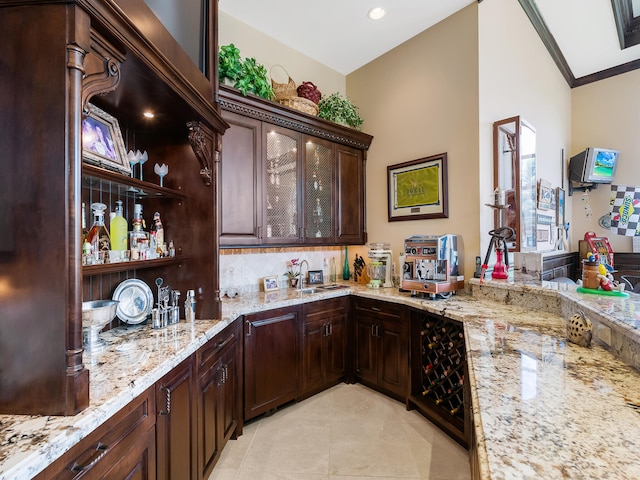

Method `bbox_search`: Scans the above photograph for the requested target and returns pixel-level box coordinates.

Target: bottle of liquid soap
[109,200,128,252]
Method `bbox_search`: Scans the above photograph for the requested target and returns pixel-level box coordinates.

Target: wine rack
[420,315,466,421]
[408,311,468,448]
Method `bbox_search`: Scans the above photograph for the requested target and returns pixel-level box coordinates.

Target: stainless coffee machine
[401,234,464,298]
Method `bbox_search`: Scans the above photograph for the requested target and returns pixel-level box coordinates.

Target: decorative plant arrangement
[317,92,364,130]
[284,258,301,287]
[218,44,274,100]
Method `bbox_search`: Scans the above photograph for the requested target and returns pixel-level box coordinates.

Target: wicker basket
[277,96,319,116]
[270,65,297,101]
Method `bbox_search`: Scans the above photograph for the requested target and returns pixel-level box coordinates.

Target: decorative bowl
[82,300,119,351]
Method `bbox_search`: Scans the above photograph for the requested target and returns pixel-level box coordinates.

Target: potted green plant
[218,44,243,85]
[235,57,274,100]
[317,92,364,130]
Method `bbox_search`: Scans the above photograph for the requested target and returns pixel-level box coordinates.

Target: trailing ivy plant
[218,44,274,100]
[317,92,363,130]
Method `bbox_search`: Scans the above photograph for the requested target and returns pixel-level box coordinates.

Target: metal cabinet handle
[158,386,171,415]
[245,319,252,336]
[71,443,108,472]
[371,306,381,312]
[371,324,376,337]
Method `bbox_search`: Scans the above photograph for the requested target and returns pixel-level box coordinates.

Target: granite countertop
[1,281,640,479]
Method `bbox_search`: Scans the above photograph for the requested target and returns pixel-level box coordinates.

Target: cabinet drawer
[303,296,348,321]
[197,320,239,376]
[36,387,155,479]
[352,297,404,320]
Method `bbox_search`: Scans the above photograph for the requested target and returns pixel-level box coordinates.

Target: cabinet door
[354,314,377,385]
[156,356,197,480]
[378,317,408,398]
[263,126,302,244]
[197,320,240,479]
[335,144,365,244]
[303,316,327,394]
[303,136,335,243]
[244,306,302,420]
[220,111,263,245]
[326,313,346,384]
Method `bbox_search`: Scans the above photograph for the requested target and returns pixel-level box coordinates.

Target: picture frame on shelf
[308,270,324,285]
[263,275,279,292]
[387,153,448,221]
[81,103,130,175]
[537,178,552,210]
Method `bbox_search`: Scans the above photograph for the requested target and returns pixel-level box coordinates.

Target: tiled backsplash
[219,246,370,297]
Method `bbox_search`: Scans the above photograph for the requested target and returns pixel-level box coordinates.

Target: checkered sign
[610,184,640,236]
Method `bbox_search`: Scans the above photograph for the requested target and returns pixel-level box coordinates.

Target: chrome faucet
[298,260,309,291]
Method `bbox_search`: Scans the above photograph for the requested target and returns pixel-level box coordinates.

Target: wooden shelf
[83,255,187,276]
[82,163,186,200]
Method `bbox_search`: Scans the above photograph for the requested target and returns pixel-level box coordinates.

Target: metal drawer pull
[71,443,108,472]
[245,319,252,336]
[371,306,381,312]
[214,333,235,351]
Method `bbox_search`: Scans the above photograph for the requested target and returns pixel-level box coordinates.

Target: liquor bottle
[81,202,89,243]
[87,203,110,263]
[329,257,337,283]
[129,203,149,260]
[150,211,165,257]
[109,200,128,251]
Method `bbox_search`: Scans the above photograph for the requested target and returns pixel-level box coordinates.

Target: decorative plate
[112,279,154,324]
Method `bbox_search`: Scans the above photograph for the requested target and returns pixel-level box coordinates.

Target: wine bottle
[342,245,350,280]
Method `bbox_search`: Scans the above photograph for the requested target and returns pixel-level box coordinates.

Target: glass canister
[582,260,600,289]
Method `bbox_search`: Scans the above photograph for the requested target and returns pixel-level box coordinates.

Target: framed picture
[308,270,324,285]
[387,153,448,221]
[82,103,130,175]
[263,275,279,292]
[556,187,565,226]
[537,179,552,210]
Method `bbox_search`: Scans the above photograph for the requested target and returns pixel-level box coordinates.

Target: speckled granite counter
[2,281,640,479]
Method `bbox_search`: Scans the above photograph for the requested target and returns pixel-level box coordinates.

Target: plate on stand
[112,279,154,324]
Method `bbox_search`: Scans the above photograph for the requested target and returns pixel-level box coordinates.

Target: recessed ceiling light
[143,111,155,119]
[368,7,385,20]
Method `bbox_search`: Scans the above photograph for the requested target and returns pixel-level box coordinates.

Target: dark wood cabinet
[243,306,303,420]
[0,0,226,415]
[352,297,408,400]
[156,356,198,480]
[35,387,156,480]
[197,319,241,479]
[302,297,348,396]
[219,85,372,247]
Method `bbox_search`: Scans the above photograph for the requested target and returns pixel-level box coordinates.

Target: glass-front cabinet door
[264,126,301,243]
[304,137,334,243]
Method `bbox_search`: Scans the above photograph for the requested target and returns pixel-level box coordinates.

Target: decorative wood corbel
[80,32,125,113]
[187,121,214,186]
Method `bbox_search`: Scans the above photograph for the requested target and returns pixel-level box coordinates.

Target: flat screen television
[569,147,620,185]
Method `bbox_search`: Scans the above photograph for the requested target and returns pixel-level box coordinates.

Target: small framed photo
[308,270,324,285]
[82,103,130,175]
[263,275,279,292]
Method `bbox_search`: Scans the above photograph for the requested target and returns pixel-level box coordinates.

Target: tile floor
[209,383,471,480]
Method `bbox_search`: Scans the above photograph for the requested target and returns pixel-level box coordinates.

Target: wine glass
[127,150,141,178]
[138,151,148,181]
[154,163,169,187]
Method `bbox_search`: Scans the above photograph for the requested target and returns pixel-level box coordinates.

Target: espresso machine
[367,242,393,288]
[401,234,464,298]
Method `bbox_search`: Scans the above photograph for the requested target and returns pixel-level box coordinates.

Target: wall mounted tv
[568,147,620,194]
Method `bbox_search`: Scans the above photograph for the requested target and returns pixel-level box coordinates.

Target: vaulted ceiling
[219,0,640,87]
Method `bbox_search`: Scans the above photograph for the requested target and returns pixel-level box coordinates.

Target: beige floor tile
[209,383,471,480]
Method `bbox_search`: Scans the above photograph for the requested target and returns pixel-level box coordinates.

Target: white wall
[571,68,640,253]
[219,12,346,98]
[478,0,572,259]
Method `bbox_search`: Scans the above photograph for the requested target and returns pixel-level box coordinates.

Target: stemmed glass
[154,163,169,187]
[138,151,148,181]
[127,150,141,178]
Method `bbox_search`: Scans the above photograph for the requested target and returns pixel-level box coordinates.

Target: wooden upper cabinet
[218,85,373,247]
